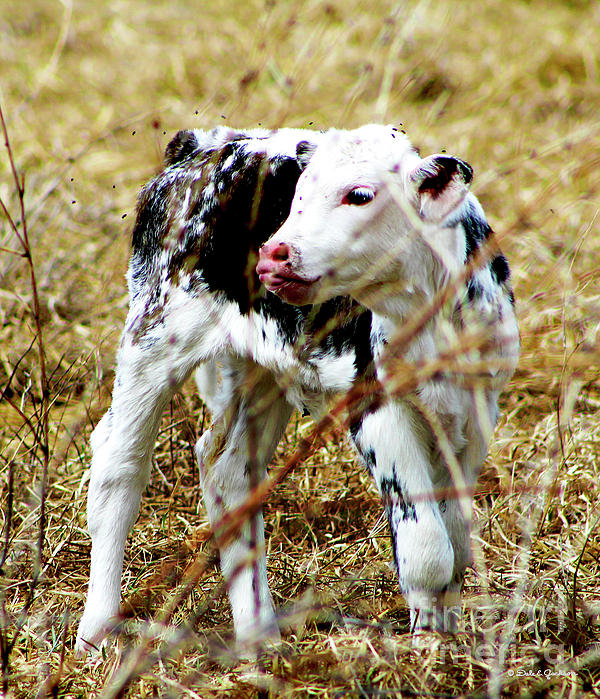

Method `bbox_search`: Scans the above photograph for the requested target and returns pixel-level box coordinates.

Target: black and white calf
[75,124,519,655]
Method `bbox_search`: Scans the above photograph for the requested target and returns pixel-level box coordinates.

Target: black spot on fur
[362,449,377,473]
[389,521,400,576]
[380,476,417,522]
[467,278,484,302]
[353,310,375,375]
[260,297,378,385]
[461,202,493,259]
[454,203,514,307]
[490,254,510,285]
[349,419,362,443]
[258,296,308,345]
[306,298,373,367]
[418,158,456,197]
[457,159,473,184]
[129,179,170,295]
[130,139,305,311]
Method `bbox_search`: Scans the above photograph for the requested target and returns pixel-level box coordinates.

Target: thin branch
[0,102,51,686]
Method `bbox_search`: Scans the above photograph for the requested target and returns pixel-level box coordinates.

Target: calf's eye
[342,187,375,206]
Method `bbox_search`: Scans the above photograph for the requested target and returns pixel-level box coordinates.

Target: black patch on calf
[490,254,510,285]
[361,448,377,474]
[260,295,377,373]
[130,140,304,312]
[349,419,362,444]
[380,476,417,522]
[306,298,373,365]
[418,157,457,197]
[381,474,417,584]
[455,202,515,307]
[209,152,301,312]
[456,159,473,185]
[461,202,493,259]
[467,278,483,303]
[130,179,171,295]
[389,522,400,578]
[256,295,307,345]
[170,147,303,313]
[353,309,375,375]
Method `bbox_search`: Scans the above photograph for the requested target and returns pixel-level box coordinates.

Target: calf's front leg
[351,400,458,633]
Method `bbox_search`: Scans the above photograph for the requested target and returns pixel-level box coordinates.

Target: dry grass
[1,0,600,696]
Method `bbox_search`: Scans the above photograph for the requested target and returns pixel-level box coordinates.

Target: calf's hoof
[75,611,118,656]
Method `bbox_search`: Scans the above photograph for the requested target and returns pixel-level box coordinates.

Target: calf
[75,124,519,655]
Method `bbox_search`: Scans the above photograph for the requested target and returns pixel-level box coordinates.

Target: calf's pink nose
[260,241,290,262]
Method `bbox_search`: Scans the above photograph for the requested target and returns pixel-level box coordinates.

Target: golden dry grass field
[1,0,600,696]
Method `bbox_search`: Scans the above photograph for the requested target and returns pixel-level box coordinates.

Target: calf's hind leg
[76,332,198,654]
[195,360,293,651]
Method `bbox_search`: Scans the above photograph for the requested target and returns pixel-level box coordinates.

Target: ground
[1,0,599,696]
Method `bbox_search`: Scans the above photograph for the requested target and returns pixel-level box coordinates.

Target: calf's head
[257,124,473,308]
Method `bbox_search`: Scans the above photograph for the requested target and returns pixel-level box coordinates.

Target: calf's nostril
[259,241,291,263]
[272,242,290,261]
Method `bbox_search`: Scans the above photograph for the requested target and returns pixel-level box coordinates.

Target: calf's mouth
[256,255,320,306]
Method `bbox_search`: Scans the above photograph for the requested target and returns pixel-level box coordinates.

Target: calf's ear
[164,130,199,166]
[409,155,473,222]
[296,140,318,170]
